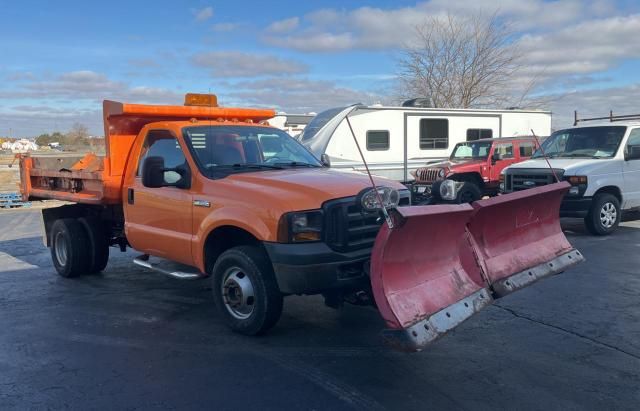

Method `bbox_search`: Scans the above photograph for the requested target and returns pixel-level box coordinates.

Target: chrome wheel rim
[54,232,68,266]
[599,202,617,228]
[221,267,255,320]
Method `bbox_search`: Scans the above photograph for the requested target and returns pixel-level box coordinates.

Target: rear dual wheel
[50,217,109,278]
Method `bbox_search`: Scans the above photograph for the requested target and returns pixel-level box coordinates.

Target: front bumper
[263,241,371,295]
[560,196,592,218]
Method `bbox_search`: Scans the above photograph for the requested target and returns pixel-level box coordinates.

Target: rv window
[366,130,390,151]
[466,129,493,141]
[519,141,536,157]
[420,119,449,149]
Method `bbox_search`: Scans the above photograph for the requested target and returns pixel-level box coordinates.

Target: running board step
[133,255,203,280]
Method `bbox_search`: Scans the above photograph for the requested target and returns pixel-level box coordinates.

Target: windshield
[183,126,321,177]
[533,126,626,159]
[450,141,493,160]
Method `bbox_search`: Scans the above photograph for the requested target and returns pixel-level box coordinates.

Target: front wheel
[455,182,482,204]
[585,193,621,235]
[211,246,283,335]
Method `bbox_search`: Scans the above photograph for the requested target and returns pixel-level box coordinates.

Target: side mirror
[320,153,331,167]
[142,156,166,188]
[142,156,191,189]
[491,152,501,163]
[625,145,640,161]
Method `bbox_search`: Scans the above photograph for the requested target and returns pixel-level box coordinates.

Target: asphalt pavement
[0,210,639,410]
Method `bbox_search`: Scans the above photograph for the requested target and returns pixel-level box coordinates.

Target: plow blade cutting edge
[370,182,584,352]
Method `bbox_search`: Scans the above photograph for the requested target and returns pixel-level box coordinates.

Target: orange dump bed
[19,98,275,204]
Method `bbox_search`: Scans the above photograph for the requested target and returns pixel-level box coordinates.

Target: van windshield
[533,126,626,159]
[450,141,493,160]
[183,126,321,177]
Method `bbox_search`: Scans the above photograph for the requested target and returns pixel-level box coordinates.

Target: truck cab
[501,119,640,235]
[411,137,538,203]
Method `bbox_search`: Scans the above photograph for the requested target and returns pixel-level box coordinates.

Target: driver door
[490,142,517,180]
[125,130,194,265]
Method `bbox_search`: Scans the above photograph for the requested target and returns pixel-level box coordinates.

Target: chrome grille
[505,169,562,192]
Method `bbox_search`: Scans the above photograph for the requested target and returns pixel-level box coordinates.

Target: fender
[192,206,275,272]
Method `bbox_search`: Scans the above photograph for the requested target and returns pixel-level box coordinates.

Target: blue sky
[2,0,640,136]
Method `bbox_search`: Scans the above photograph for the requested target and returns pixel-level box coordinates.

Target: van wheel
[456,182,482,203]
[211,246,283,335]
[50,218,91,278]
[585,193,621,235]
[79,217,110,273]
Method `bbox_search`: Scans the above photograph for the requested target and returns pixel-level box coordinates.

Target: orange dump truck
[19,94,583,351]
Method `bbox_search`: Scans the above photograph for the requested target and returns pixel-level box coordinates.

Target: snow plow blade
[370,205,493,352]
[370,182,584,352]
[466,182,584,298]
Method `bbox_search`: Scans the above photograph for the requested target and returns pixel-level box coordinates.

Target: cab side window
[519,141,536,157]
[626,129,640,160]
[494,143,514,159]
[138,130,187,184]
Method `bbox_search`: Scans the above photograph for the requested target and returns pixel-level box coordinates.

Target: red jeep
[411,137,539,203]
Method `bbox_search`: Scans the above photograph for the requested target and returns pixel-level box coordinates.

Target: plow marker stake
[370,181,584,351]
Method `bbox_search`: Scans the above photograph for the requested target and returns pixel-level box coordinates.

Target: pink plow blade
[466,182,584,297]
[370,182,584,352]
[370,204,493,352]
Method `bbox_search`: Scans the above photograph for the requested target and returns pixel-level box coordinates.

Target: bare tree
[67,123,90,145]
[397,12,540,109]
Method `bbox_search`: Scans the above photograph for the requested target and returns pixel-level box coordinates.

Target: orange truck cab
[20,94,409,335]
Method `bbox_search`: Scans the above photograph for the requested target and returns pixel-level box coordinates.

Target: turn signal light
[184,93,218,107]
[567,176,588,185]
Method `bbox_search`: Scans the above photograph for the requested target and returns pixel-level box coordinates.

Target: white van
[501,116,640,235]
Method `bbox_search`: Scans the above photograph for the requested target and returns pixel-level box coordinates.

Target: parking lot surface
[1,209,639,410]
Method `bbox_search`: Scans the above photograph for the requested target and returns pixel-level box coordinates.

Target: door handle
[127,188,134,205]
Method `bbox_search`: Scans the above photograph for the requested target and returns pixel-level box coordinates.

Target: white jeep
[501,119,640,235]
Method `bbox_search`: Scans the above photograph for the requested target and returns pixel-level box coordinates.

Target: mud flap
[370,205,493,352]
[370,182,584,352]
[466,182,585,297]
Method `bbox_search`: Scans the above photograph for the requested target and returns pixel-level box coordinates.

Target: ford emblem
[523,180,535,187]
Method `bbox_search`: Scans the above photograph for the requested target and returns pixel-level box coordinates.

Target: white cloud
[262,0,620,52]
[194,6,214,22]
[223,77,385,112]
[549,84,640,129]
[266,17,300,33]
[191,51,308,77]
[211,22,239,32]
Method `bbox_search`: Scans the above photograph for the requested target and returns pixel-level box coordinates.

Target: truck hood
[223,168,406,210]
[506,158,617,175]
[424,158,485,169]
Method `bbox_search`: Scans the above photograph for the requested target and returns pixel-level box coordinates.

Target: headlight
[277,210,323,243]
[359,187,400,212]
[438,168,446,178]
[439,179,458,200]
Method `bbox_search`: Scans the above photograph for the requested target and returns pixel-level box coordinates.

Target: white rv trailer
[300,104,552,181]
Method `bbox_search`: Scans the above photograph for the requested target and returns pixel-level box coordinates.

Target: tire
[50,218,91,278]
[211,246,283,335]
[585,193,621,236]
[455,182,482,204]
[79,217,110,273]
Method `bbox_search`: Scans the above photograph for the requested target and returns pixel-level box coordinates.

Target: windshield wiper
[208,164,284,170]
[272,161,320,168]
